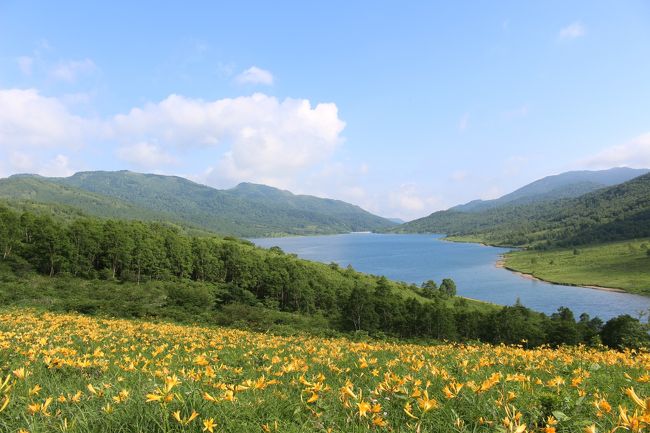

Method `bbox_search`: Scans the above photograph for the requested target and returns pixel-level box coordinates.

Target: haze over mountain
[0,171,396,237]
[394,168,650,247]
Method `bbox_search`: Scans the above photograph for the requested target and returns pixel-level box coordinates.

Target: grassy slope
[504,238,650,295]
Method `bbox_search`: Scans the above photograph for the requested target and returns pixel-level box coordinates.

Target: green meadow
[504,239,650,296]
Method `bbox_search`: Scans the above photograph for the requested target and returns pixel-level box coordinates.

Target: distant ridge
[0,170,396,237]
[451,167,649,212]
[394,168,650,247]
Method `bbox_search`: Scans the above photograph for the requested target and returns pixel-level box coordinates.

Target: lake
[252,233,650,320]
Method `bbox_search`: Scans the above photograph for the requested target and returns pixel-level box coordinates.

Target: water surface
[252,233,650,320]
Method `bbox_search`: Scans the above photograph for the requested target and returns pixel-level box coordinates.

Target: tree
[29,216,70,277]
[545,307,580,346]
[420,280,438,298]
[163,228,192,279]
[577,313,603,345]
[440,278,457,298]
[101,220,134,279]
[600,315,650,349]
[67,219,102,277]
[373,276,398,333]
[342,283,377,332]
[0,206,20,260]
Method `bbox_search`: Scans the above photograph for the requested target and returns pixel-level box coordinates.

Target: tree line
[0,205,648,349]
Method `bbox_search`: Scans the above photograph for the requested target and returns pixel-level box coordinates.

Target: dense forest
[394,173,650,248]
[0,204,647,349]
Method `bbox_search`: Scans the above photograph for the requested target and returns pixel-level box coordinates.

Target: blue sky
[1,1,650,219]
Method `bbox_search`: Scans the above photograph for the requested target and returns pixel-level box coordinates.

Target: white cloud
[558,21,586,40]
[51,58,96,82]
[112,93,345,186]
[17,56,34,75]
[235,66,274,85]
[41,154,75,177]
[388,184,442,219]
[0,151,75,178]
[581,133,650,169]
[0,88,88,148]
[116,142,177,168]
[0,88,91,178]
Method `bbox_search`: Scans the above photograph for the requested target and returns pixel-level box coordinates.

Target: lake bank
[495,258,627,293]
[502,239,650,297]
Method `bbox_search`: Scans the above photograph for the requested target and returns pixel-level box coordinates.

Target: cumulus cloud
[112,93,345,185]
[0,87,89,176]
[558,21,586,39]
[581,133,650,169]
[41,154,75,177]
[0,87,352,209]
[116,142,177,168]
[51,58,96,82]
[0,88,88,148]
[388,184,442,219]
[235,66,274,85]
[0,151,75,178]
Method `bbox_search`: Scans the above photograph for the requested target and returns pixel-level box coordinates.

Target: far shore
[495,258,627,293]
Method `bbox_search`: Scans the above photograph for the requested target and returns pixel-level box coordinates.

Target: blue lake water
[251,233,650,321]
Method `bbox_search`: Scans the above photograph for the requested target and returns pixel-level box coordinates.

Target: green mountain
[0,171,395,237]
[0,174,179,220]
[451,167,649,212]
[396,171,650,248]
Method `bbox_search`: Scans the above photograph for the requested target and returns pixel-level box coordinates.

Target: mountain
[0,174,180,221]
[388,217,406,224]
[451,167,649,212]
[396,170,650,247]
[0,171,396,237]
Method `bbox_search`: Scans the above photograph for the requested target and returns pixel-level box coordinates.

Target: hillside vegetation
[3,204,645,348]
[0,309,648,432]
[0,171,395,237]
[396,172,650,249]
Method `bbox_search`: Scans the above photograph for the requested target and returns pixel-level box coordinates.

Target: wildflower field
[0,309,648,433]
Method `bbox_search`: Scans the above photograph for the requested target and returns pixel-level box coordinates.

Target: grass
[504,238,650,296]
[0,308,649,433]
[442,235,488,245]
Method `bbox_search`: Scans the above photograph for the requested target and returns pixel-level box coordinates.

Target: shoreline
[495,258,627,293]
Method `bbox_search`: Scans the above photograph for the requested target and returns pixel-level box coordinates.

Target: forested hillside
[0,171,396,237]
[396,172,650,248]
[2,204,641,348]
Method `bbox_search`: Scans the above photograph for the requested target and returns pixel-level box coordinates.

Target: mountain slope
[0,171,395,237]
[397,172,650,247]
[451,167,649,212]
[0,175,182,222]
